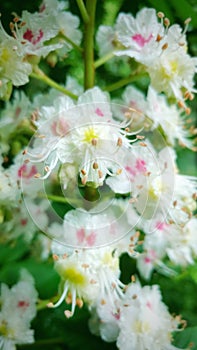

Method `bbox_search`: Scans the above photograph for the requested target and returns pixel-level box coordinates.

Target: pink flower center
[18,164,37,179]
[23,29,44,45]
[95,108,104,117]
[132,33,153,47]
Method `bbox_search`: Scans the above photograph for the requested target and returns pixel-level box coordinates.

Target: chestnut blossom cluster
[0,0,81,99]
[97,7,197,109]
[0,1,196,350]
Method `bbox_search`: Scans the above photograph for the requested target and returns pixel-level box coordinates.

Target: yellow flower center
[56,263,87,287]
[134,320,150,333]
[160,60,178,80]
[83,127,98,143]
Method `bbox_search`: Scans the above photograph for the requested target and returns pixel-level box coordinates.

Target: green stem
[104,72,148,92]
[39,193,80,207]
[76,0,89,23]
[17,338,65,348]
[94,51,115,69]
[59,32,83,53]
[30,67,78,100]
[84,0,97,90]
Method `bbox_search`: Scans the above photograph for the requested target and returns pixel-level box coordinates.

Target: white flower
[11,4,65,58]
[166,218,197,266]
[115,8,163,62]
[27,87,134,188]
[0,270,37,350]
[147,49,197,102]
[117,282,183,350]
[49,244,124,317]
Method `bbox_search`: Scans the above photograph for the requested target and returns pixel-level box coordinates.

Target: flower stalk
[30,67,78,100]
[84,0,97,90]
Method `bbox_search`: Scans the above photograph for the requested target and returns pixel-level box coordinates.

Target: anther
[164,17,170,27]
[116,168,122,175]
[47,302,54,308]
[157,12,165,19]
[91,138,97,146]
[98,170,103,178]
[76,298,83,308]
[184,17,191,25]
[22,149,27,155]
[45,166,50,172]
[185,107,191,115]
[131,275,136,282]
[139,142,147,147]
[156,34,163,42]
[129,197,137,203]
[34,173,41,178]
[81,169,86,176]
[64,310,72,318]
[52,254,59,261]
[81,176,87,185]
[117,137,122,146]
[93,161,98,170]
[136,135,145,140]
[162,43,168,50]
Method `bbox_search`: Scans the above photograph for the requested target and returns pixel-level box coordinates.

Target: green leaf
[0,258,59,298]
[173,326,197,349]
[0,237,29,265]
[170,0,197,27]
[146,0,174,22]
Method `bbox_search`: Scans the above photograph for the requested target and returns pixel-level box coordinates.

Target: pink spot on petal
[23,29,44,45]
[95,108,104,117]
[76,228,85,244]
[23,29,34,42]
[125,165,136,177]
[20,218,28,226]
[155,221,168,231]
[144,256,152,264]
[17,300,29,308]
[113,310,120,320]
[135,159,147,173]
[18,164,37,179]
[132,33,153,47]
[146,301,152,309]
[86,232,96,246]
